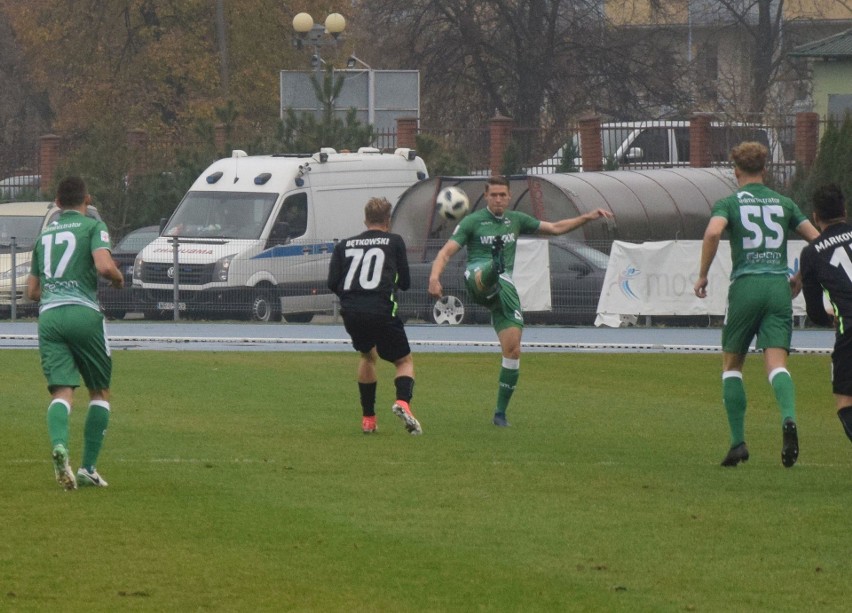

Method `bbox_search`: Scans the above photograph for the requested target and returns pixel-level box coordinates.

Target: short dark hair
[730,142,768,174]
[56,176,87,208]
[812,183,846,221]
[485,175,510,190]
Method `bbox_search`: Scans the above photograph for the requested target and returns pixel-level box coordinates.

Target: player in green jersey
[694,142,819,468]
[429,175,613,426]
[27,176,124,490]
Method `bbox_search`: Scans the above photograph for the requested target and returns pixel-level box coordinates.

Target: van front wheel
[249,286,281,322]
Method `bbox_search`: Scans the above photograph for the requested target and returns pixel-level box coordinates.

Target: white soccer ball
[436,186,470,221]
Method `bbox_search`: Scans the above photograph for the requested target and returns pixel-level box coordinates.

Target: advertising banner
[595,240,807,327]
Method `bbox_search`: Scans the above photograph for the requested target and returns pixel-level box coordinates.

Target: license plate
[157,301,186,311]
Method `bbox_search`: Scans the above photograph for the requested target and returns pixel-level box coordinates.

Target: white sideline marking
[0,333,833,355]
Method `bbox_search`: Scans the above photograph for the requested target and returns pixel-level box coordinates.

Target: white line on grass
[0,333,833,354]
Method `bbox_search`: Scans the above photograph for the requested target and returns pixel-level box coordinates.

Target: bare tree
[355,0,695,162]
[685,0,852,119]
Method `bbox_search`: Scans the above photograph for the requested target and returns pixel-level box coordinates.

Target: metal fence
[2,235,617,326]
[0,115,833,203]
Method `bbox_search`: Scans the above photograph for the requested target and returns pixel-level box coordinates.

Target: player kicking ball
[429,175,613,427]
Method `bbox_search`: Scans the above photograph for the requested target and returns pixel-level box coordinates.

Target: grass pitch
[1,350,849,612]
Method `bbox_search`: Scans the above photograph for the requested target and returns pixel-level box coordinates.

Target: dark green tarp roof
[789,28,852,58]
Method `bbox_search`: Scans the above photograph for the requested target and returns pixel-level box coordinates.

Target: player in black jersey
[328,197,422,435]
[800,184,852,445]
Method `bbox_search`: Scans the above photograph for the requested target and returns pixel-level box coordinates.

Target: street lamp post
[292,12,346,77]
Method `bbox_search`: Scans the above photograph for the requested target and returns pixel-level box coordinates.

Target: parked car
[397,237,609,325]
[99,225,160,319]
[527,121,789,182]
[0,200,101,316]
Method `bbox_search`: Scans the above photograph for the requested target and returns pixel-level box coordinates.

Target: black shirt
[801,222,852,329]
[327,229,410,316]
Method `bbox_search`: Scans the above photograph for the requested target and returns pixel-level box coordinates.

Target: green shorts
[722,274,792,354]
[38,305,112,391]
[464,262,524,333]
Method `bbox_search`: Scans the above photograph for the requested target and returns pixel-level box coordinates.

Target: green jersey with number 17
[711,183,807,281]
[449,208,541,274]
[30,210,112,313]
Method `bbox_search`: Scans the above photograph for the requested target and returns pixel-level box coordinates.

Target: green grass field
[1,349,849,612]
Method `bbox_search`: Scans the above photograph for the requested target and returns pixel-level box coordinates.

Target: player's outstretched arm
[429,241,461,298]
[537,208,613,236]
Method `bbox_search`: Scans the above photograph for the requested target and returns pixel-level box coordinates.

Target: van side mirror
[159,217,168,233]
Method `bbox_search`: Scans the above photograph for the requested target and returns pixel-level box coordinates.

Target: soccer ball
[436,186,470,221]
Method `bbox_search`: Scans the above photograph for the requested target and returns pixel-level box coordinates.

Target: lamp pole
[292,12,346,78]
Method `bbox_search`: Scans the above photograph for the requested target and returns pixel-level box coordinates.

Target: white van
[527,121,786,175]
[133,147,428,322]
[0,200,101,314]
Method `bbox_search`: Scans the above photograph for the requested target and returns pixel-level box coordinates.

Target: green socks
[769,368,796,425]
[46,399,71,449]
[82,401,110,471]
[723,368,797,448]
[496,360,520,415]
[722,372,746,447]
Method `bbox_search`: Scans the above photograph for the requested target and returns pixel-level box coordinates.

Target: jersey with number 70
[327,229,410,317]
[30,209,112,313]
[711,183,808,281]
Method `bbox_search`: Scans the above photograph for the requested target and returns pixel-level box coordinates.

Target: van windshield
[164,192,278,239]
[0,215,44,250]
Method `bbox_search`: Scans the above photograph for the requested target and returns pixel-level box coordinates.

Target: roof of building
[789,28,852,58]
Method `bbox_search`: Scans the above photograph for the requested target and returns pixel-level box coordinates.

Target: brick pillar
[577,115,602,172]
[489,113,514,175]
[795,112,819,171]
[38,134,61,195]
[396,117,419,149]
[689,113,713,168]
[126,128,148,184]
[214,124,228,154]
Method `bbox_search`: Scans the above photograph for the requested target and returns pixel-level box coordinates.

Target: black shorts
[342,312,411,363]
[831,330,852,396]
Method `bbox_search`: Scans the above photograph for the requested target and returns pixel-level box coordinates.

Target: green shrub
[792,113,852,215]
